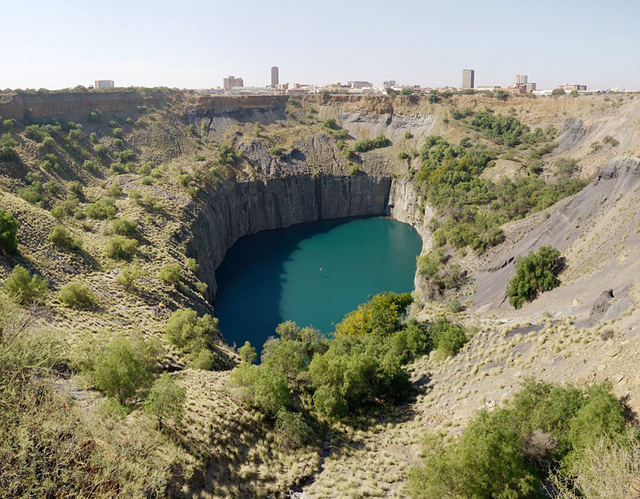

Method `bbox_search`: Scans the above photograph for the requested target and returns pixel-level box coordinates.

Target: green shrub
[164,308,217,355]
[407,414,538,499]
[85,198,116,220]
[49,226,82,251]
[430,318,467,357]
[50,205,65,220]
[322,118,338,129]
[92,335,156,405]
[2,265,48,305]
[353,134,390,152]
[108,218,138,237]
[275,410,311,450]
[230,362,291,416]
[112,127,123,139]
[59,282,96,309]
[185,257,199,273]
[0,209,19,254]
[0,133,19,162]
[115,263,142,291]
[506,246,561,309]
[18,181,44,205]
[108,182,123,198]
[157,263,181,286]
[144,372,186,430]
[104,235,138,260]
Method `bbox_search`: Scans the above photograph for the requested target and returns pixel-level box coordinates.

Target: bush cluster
[506,246,561,309]
[164,308,218,369]
[0,209,19,254]
[407,379,630,498]
[353,134,390,152]
[2,265,48,305]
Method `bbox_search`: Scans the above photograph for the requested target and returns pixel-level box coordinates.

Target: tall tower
[516,75,528,88]
[462,69,475,89]
[271,66,279,87]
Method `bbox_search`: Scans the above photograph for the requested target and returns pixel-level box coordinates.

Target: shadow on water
[214,217,358,352]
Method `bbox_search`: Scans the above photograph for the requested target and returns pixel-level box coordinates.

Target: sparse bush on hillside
[108,182,123,198]
[108,217,138,237]
[353,134,390,152]
[19,181,44,205]
[50,205,65,220]
[104,235,138,260]
[112,127,124,139]
[0,133,19,162]
[157,263,181,286]
[275,409,311,450]
[506,246,561,309]
[49,226,82,251]
[144,372,186,430]
[430,318,467,357]
[0,209,19,254]
[85,198,116,220]
[115,263,142,292]
[59,282,96,310]
[2,265,48,305]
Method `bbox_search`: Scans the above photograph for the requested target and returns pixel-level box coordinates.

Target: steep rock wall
[188,173,397,302]
[0,91,168,120]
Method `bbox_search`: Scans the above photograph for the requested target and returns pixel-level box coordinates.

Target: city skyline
[1,0,639,91]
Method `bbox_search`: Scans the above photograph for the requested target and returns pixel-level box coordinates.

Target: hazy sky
[2,0,638,91]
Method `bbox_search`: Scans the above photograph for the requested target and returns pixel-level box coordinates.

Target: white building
[94,80,114,89]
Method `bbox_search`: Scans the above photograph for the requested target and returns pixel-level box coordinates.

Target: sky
[1,0,639,91]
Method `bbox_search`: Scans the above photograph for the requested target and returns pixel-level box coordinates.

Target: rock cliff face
[188,173,406,302]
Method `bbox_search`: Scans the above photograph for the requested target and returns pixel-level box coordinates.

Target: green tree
[506,246,561,309]
[238,340,257,364]
[144,372,186,430]
[335,292,412,338]
[92,335,156,405]
[0,209,19,254]
[2,265,48,305]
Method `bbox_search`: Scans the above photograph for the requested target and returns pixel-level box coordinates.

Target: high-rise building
[94,80,114,89]
[462,69,475,89]
[271,66,279,87]
[515,75,528,87]
[223,76,244,92]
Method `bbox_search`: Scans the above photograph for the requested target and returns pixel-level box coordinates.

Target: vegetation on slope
[407,379,633,498]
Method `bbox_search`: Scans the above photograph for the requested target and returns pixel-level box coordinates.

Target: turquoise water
[214,217,422,351]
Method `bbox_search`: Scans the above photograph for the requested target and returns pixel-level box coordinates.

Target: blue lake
[214,216,422,351]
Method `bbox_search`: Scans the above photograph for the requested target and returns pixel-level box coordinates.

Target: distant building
[520,82,537,92]
[348,81,372,89]
[462,69,475,89]
[383,80,397,88]
[271,66,279,87]
[515,75,528,86]
[223,76,244,92]
[95,80,114,89]
[559,83,587,92]
[477,85,502,92]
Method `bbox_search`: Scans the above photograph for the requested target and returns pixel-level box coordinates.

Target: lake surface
[214,216,422,351]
